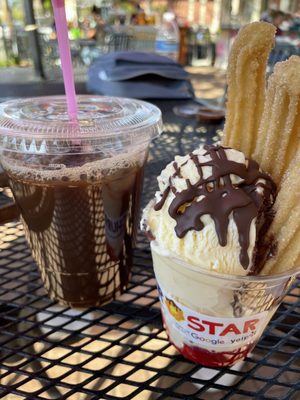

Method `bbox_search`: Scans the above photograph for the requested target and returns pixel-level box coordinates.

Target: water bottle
[155,12,179,62]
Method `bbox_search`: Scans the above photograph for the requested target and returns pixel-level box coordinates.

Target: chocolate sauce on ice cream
[153,145,276,273]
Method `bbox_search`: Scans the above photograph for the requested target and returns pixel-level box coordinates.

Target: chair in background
[0,168,19,224]
[127,26,156,53]
[267,40,300,74]
[105,32,133,52]
[104,26,157,53]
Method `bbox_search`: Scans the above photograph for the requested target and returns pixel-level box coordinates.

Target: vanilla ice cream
[142,144,276,276]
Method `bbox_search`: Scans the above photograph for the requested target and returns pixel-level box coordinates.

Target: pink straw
[51,0,78,120]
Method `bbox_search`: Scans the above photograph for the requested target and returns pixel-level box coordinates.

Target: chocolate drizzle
[154,145,276,270]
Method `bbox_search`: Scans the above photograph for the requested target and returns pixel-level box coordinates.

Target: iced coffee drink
[0,95,162,307]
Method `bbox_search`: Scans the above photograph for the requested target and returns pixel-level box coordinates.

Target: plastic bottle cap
[163,12,176,22]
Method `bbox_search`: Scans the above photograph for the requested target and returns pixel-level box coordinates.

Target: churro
[222,22,276,158]
[222,22,300,275]
[251,56,300,274]
[253,56,300,186]
[261,151,300,275]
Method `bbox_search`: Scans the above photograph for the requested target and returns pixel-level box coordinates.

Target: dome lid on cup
[0,95,163,143]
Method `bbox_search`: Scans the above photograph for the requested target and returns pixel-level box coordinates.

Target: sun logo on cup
[165,298,184,322]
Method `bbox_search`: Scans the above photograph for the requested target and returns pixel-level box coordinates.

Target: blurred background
[0,0,299,97]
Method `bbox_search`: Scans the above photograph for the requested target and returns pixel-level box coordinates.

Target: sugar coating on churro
[253,57,300,275]
[221,22,300,275]
[253,56,300,186]
[222,22,276,158]
[261,151,300,275]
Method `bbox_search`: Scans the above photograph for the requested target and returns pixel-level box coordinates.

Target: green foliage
[42,0,52,13]
[113,1,138,15]
[11,1,24,22]
[0,58,17,67]
[150,3,168,14]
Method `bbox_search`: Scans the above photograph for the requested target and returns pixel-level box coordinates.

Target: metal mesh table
[0,100,299,400]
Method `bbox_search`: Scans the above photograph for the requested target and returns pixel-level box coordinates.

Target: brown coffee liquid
[7,163,144,307]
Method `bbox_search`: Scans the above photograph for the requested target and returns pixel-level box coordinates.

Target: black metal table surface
[0,100,299,400]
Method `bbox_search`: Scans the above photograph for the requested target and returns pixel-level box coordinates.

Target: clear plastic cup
[0,95,162,307]
[151,242,300,367]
